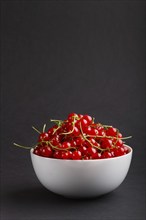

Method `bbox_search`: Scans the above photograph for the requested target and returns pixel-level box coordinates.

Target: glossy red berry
[41,146,53,157]
[123,145,129,154]
[38,132,49,142]
[84,156,90,160]
[80,118,88,128]
[70,139,77,147]
[62,151,72,159]
[78,114,83,119]
[78,145,88,155]
[62,141,71,149]
[50,135,60,146]
[101,151,112,159]
[68,113,78,122]
[106,127,117,137]
[53,150,62,159]
[72,150,82,160]
[113,147,125,157]
[115,139,123,147]
[33,146,41,156]
[75,136,84,145]
[83,115,93,125]
[97,127,106,137]
[72,126,80,136]
[101,138,113,149]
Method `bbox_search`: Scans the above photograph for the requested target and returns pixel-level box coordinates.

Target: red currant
[80,118,88,128]
[87,146,97,156]
[70,139,77,147]
[101,151,112,159]
[50,135,60,146]
[123,145,129,154]
[72,150,82,160]
[72,126,80,136]
[53,150,62,159]
[113,147,125,157]
[62,151,72,159]
[115,139,123,147]
[41,146,53,157]
[101,138,113,149]
[78,114,83,119]
[38,132,49,142]
[33,146,41,156]
[78,145,88,155]
[83,115,93,125]
[68,113,78,122]
[106,127,117,137]
[75,136,84,145]
[62,141,71,149]
[118,133,122,138]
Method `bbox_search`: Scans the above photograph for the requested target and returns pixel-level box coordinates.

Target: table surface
[1,1,145,220]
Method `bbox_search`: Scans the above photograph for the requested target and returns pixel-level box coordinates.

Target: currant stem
[52,126,60,135]
[43,124,46,133]
[85,135,132,140]
[13,143,32,149]
[102,125,113,128]
[39,140,76,151]
[50,119,63,124]
[32,126,41,134]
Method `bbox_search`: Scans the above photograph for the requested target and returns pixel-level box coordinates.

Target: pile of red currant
[14,113,131,160]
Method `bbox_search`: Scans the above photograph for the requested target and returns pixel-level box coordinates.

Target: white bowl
[30,145,133,198]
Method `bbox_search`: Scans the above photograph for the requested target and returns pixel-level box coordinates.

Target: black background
[1,1,145,220]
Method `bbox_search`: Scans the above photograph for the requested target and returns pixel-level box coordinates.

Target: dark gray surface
[1,1,145,220]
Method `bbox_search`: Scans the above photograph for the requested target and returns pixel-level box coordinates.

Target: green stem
[13,143,32,150]
[40,140,76,151]
[43,124,46,133]
[86,135,132,140]
[50,119,63,124]
[102,125,112,128]
[32,126,41,134]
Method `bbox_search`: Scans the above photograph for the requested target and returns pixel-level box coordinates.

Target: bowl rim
[30,145,133,162]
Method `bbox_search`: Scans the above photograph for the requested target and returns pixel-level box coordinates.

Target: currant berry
[72,150,82,160]
[68,113,78,122]
[106,127,117,137]
[50,135,60,146]
[41,146,53,157]
[83,115,93,125]
[53,150,62,159]
[78,145,88,155]
[113,147,125,157]
[101,151,112,159]
[75,136,84,145]
[80,118,88,128]
[101,138,113,149]
[123,145,129,154]
[84,156,90,160]
[33,146,41,156]
[72,126,80,136]
[78,114,83,119]
[38,132,49,142]
[62,141,71,149]
[87,146,97,156]
[115,139,123,147]
[62,151,72,159]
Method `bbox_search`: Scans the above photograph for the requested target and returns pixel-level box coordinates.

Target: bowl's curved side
[30,146,133,198]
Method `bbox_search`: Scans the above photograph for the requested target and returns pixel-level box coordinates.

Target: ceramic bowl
[30,145,133,198]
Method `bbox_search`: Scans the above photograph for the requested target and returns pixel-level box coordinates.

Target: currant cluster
[30,113,131,160]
